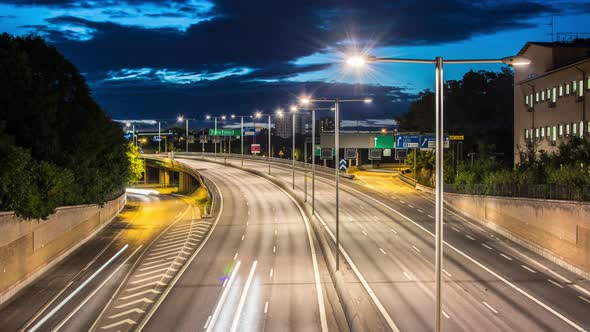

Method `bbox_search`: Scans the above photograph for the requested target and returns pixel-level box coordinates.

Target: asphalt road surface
[181,154,590,332]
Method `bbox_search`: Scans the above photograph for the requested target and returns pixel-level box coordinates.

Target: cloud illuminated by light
[105,67,255,84]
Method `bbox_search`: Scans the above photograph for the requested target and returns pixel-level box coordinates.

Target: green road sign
[314,144,321,156]
[374,135,394,149]
[209,128,241,136]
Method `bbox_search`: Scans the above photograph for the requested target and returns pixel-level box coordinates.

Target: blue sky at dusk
[1,0,590,128]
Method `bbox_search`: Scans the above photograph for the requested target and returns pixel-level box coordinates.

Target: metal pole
[132,124,136,147]
[241,117,244,167]
[185,119,189,153]
[214,118,217,160]
[268,115,271,175]
[414,147,417,178]
[292,112,296,189]
[434,56,444,332]
[312,110,316,215]
[304,138,307,202]
[158,121,161,153]
[335,101,340,271]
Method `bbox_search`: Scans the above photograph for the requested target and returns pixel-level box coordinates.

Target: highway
[0,161,342,332]
[181,154,590,332]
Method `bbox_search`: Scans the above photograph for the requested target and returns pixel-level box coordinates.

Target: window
[552,126,557,141]
[536,92,540,102]
[573,81,577,93]
[587,77,590,90]
[546,126,551,138]
[588,121,590,136]
[525,128,529,139]
[573,122,577,136]
[540,127,545,138]
[546,88,551,100]
[530,94,533,107]
[566,83,570,95]
[552,87,557,102]
[579,80,584,97]
[525,95,529,105]
[535,127,540,139]
[580,121,584,137]
[566,123,570,136]
[559,124,563,137]
[559,85,563,97]
[541,90,545,101]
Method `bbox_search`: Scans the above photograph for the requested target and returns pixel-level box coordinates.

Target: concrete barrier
[0,193,126,306]
[445,193,590,279]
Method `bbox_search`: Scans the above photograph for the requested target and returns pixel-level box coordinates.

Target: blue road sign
[243,127,256,136]
[124,133,132,139]
[395,135,420,149]
[339,159,347,171]
[153,136,162,142]
[420,135,450,149]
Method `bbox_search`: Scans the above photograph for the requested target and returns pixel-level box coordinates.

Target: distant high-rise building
[275,113,306,138]
[514,39,590,164]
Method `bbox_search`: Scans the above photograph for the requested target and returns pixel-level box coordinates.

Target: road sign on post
[383,148,392,157]
[339,159,347,171]
[344,148,357,160]
[420,135,450,149]
[374,136,394,149]
[244,128,256,136]
[368,148,381,160]
[199,135,208,143]
[395,148,408,160]
[320,148,334,160]
[314,144,321,156]
[395,134,420,148]
[251,144,261,154]
[209,128,241,136]
[153,136,161,142]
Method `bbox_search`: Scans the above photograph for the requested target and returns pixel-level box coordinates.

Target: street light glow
[206,115,211,120]
[255,111,262,118]
[300,97,311,105]
[290,106,297,112]
[363,98,373,104]
[221,115,226,120]
[500,55,531,66]
[125,122,131,127]
[346,55,367,67]
[231,114,236,119]
[276,109,284,117]
[177,116,184,122]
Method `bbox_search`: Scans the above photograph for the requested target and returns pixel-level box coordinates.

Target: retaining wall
[0,193,126,306]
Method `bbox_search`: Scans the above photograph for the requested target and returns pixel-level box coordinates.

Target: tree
[127,144,145,185]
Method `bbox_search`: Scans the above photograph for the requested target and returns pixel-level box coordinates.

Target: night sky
[2,0,590,129]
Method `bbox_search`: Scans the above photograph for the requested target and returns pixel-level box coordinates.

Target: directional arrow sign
[339,159,347,171]
[395,135,419,149]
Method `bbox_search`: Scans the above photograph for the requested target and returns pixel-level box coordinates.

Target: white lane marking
[29,244,129,332]
[443,269,452,278]
[131,274,172,284]
[107,308,145,319]
[115,297,153,309]
[315,213,400,332]
[417,209,424,213]
[205,261,241,332]
[145,250,191,261]
[465,234,475,241]
[135,267,178,278]
[362,230,368,236]
[390,196,396,199]
[273,246,276,254]
[149,244,187,255]
[100,318,136,329]
[274,229,278,236]
[452,227,460,232]
[248,210,250,215]
[522,265,537,273]
[156,237,188,247]
[500,253,513,261]
[203,315,212,329]
[374,215,380,221]
[442,310,450,319]
[138,261,182,272]
[427,214,434,219]
[125,281,167,292]
[360,205,365,209]
[408,204,414,208]
[482,302,498,314]
[579,296,590,304]
[241,234,245,241]
[403,272,413,280]
[399,200,405,204]
[332,181,587,331]
[269,268,274,278]
[412,246,421,253]
[234,252,238,260]
[390,228,397,234]
[229,260,258,332]
[379,248,387,255]
[482,243,493,250]
[50,246,142,332]
[548,279,565,289]
[120,289,161,300]
[264,301,269,314]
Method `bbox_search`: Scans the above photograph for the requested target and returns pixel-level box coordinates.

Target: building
[275,112,306,138]
[514,39,590,163]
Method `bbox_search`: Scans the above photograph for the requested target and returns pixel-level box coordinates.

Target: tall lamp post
[232,115,252,167]
[346,53,530,331]
[205,115,226,160]
[291,106,334,215]
[299,97,372,271]
[177,116,191,153]
[255,110,283,175]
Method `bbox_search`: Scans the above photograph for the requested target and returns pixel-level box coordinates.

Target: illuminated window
[559,124,563,137]
[546,126,550,138]
[552,87,557,102]
[552,126,557,141]
[546,88,551,100]
[587,77,590,90]
[581,121,585,137]
[573,123,577,136]
[559,85,563,96]
[540,127,545,138]
[525,128,529,139]
[566,123,570,136]
[525,95,529,105]
[579,80,584,97]
[529,94,533,106]
[573,81,577,93]
[536,92,540,102]
[566,84,570,95]
[541,90,545,101]
[535,127,540,139]
[587,122,590,136]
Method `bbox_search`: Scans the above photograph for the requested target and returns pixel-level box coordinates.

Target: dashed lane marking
[500,254,513,261]
[482,302,498,314]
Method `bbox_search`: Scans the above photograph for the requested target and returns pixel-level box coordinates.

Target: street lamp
[177,116,190,153]
[289,107,297,189]
[232,114,252,167]
[205,115,226,160]
[299,96,372,271]
[255,110,282,175]
[347,53,530,332]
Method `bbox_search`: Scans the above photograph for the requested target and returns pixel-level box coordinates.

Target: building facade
[514,40,590,163]
[275,112,306,138]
